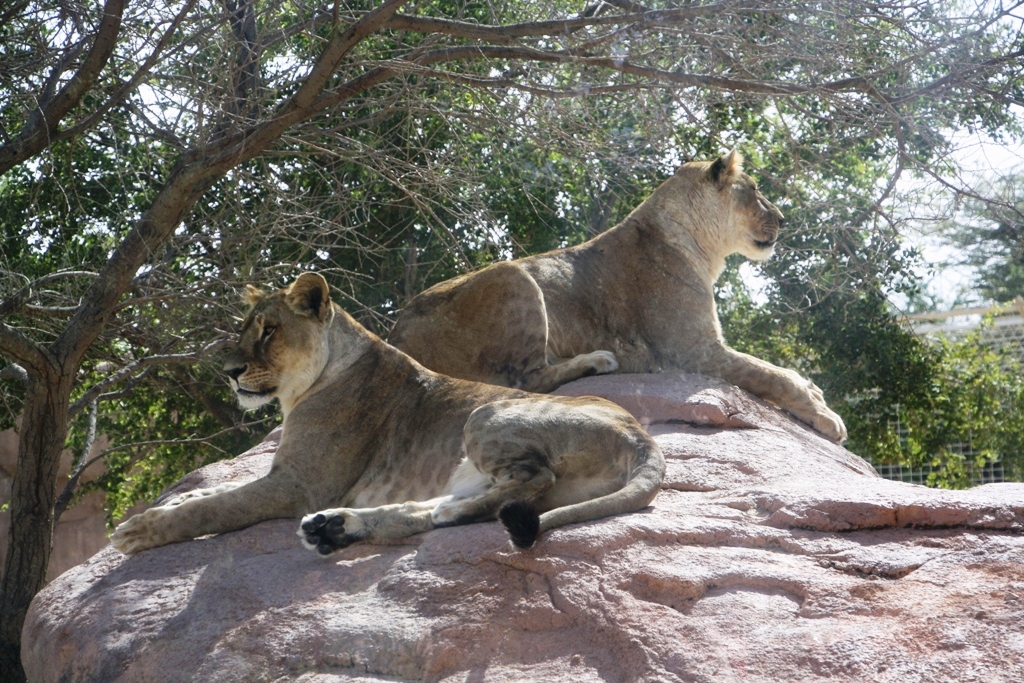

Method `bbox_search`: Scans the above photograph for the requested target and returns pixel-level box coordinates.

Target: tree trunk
[0,6,413,678]
[0,369,72,683]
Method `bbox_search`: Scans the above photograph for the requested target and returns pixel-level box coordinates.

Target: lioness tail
[498,500,542,548]
[498,436,665,548]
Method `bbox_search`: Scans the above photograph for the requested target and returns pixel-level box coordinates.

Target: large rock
[22,374,1024,682]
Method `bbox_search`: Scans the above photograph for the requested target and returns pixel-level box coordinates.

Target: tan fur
[110,274,664,555]
[389,152,847,442]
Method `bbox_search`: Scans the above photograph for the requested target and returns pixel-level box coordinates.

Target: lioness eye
[262,325,276,340]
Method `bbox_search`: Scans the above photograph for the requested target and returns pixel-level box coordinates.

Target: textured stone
[22,373,1024,682]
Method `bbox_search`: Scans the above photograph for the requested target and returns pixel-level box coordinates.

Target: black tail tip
[498,500,540,549]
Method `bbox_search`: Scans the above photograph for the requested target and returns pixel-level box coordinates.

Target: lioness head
[224,272,335,413]
[652,151,784,266]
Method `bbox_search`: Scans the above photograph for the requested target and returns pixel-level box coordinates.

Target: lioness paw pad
[298,510,364,555]
[803,406,847,443]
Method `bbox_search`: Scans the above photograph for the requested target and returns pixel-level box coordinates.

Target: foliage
[0,130,264,515]
[721,277,1024,488]
[848,323,1024,489]
[67,364,278,525]
[939,173,1024,304]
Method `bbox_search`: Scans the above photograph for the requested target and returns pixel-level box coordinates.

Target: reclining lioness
[110,273,664,555]
[390,152,847,442]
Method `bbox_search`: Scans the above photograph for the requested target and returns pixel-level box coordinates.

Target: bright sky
[901,130,1024,310]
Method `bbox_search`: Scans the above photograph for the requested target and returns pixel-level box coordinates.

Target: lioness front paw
[792,380,847,443]
[586,350,619,375]
[298,509,367,555]
[808,406,847,443]
[110,508,173,555]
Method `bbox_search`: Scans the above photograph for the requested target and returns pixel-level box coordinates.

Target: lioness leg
[298,397,662,555]
[521,350,618,393]
[390,260,616,391]
[430,464,556,526]
[298,499,441,554]
[160,481,244,505]
[298,414,562,556]
[110,469,306,555]
[702,346,847,442]
[298,463,556,555]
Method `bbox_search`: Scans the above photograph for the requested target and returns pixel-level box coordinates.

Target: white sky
[900,130,1024,310]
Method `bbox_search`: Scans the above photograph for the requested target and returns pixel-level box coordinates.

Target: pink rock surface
[22,374,1024,682]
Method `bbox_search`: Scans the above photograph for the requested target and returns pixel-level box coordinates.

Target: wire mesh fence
[908,296,1024,364]
[868,436,1007,486]
[866,296,1024,486]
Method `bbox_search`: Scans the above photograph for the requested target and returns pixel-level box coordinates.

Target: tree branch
[0,322,50,373]
[53,398,98,524]
[0,0,125,175]
[412,45,816,95]
[383,5,738,41]
[0,363,28,384]
[51,0,414,368]
[55,0,201,144]
[18,305,82,318]
[595,0,651,12]
[215,0,262,132]
[68,337,234,418]
[0,270,99,318]
[0,0,29,32]
[891,47,1024,105]
[261,4,741,49]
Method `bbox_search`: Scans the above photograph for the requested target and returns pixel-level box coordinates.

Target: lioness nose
[225,364,247,380]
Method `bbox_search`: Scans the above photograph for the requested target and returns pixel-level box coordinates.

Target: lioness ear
[708,150,744,185]
[286,272,333,322]
[243,285,265,307]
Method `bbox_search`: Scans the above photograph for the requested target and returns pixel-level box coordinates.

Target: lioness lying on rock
[110,273,664,555]
[390,152,847,442]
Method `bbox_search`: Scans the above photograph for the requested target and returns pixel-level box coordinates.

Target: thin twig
[51,414,278,521]
[53,398,98,524]
[69,336,234,418]
[0,271,99,318]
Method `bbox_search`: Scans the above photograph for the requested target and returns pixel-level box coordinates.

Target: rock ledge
[23,374,1024,682]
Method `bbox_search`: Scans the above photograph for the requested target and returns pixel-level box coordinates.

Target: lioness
[110,273,664,555]
[389,152,847,442]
